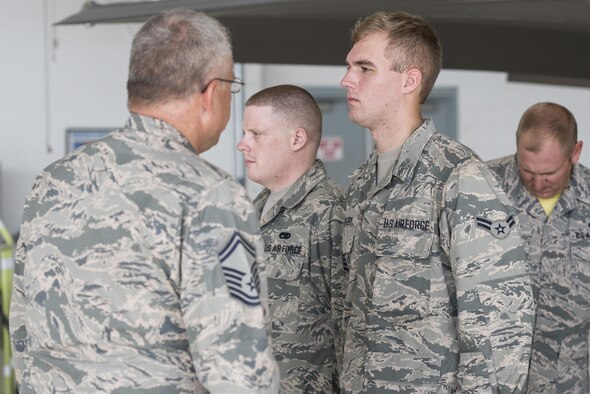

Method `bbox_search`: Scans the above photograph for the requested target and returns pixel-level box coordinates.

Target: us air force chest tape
[264,231,304,256]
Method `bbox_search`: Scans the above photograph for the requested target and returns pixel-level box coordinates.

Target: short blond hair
[245,85,322,149]
[352,11,442,104]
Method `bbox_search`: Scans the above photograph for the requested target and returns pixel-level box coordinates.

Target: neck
[129,97,201,151]
[267,155,315,193]
[372,110,423,154]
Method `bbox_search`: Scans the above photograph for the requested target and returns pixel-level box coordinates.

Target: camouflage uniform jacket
[340,119,534,393]
[487,154,590,393]
[10,113,279,393]
[253,160,346,393]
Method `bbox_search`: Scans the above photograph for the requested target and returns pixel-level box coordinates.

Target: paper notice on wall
[317,136,344,161]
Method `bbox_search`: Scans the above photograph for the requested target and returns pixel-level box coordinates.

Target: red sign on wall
[317,136,344,161]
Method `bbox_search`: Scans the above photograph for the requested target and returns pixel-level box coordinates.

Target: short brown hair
[245,85,322,147]
[352,11,442,104]
[516,102,578,154]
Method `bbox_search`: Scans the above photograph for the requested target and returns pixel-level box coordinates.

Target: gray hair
[127,9,232,106]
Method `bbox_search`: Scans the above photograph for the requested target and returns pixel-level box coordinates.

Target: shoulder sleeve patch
[218,232,261,306]
[475,215,516,240]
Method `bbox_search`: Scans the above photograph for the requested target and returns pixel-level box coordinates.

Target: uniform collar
[507,154,590,217]
[349,118,436,194]
[562,163,590,208]
[391,118,436,184]
[125,112,196,154]
[256,160,327,225]
[501,155,541,217]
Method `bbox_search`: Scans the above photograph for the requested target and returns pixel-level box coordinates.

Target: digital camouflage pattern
[10,113,279,393]
[341,119,534,393]
[253,160,346,393]
[487,154,590,393]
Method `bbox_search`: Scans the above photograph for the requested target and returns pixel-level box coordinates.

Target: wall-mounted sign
[317,136,344,162]
[65,128,113,153]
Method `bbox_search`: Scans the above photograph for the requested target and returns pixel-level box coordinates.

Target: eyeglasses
[201,77,245,94]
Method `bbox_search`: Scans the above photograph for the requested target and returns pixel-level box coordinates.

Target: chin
[246,173,259,184]
[348,114,366,128]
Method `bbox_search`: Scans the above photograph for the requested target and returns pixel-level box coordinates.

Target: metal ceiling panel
[55,0,590,86]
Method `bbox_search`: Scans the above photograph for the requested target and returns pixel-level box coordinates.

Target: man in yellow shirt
[487,102,589,393]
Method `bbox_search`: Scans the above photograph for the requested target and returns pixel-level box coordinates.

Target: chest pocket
[342,224,355,255]
[372,197,435,319]
[342,205,361,273]
[343,206,361,254]
[342,222,355,273]
[570,227,590,261]
[568,223,590,313]
[375,195,435,258]
[266,253,305,334]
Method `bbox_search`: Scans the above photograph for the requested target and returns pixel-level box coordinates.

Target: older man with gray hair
[10,9,278,393]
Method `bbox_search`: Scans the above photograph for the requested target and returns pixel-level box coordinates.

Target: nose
[532,176,544,193]
[340,69,354,89]
[237,134,248,152]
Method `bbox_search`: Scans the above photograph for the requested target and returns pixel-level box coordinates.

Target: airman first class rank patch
[475,215,516,240]
[218,231,261,306]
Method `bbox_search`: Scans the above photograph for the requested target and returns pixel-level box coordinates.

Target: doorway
[308,86,458,188]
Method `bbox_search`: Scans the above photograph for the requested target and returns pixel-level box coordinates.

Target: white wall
[2,0,590,234]
[436,70,590,162]
[0,0,133,234]
[0,0,241,234]
[252,63,590,164]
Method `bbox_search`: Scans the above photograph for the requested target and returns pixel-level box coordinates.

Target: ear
[402,68,422,95]
[197,80,217,113]
[291,127,308,152]
[571,140,583,164]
